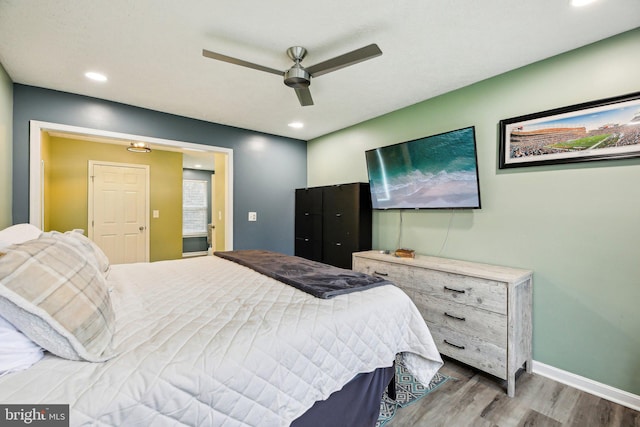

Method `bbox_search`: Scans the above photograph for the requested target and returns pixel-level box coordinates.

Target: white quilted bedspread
[0,256,442,426]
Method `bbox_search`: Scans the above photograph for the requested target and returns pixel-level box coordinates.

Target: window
[183,179,208,236]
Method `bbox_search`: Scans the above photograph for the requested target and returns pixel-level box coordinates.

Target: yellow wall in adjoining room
[41,131,52,231]
[214,152,227,251]
[44,136,183,261]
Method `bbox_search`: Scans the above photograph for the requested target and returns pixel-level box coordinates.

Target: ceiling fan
[202,44,382,106]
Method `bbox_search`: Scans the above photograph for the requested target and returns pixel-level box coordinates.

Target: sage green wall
[45,136,183,262]
[0,63,12,228]
[308,28,640,395]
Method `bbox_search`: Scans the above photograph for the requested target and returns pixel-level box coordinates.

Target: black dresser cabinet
[295,183,372,269]
[294,186,323,262]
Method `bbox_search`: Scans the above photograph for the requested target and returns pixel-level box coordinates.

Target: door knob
[139,226,145,231]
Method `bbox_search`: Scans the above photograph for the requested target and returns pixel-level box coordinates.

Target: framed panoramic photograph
[499,91,640,169]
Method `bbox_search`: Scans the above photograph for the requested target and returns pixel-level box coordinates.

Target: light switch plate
[248,212,257,221]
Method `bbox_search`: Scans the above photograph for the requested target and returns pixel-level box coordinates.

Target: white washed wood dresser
[353,250,533,397]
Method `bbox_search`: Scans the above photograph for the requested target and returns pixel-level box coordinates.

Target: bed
[0,225,443,426]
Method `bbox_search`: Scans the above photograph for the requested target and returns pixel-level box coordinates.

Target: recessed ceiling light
[85,71,107,82]
[288,122,304,129]
[194,164,203,168]
[570,0,597,7]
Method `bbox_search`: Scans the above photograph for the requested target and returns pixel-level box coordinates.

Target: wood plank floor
[389,357,640,427]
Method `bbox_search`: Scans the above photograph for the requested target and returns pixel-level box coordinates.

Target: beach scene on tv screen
[367,127,480,209]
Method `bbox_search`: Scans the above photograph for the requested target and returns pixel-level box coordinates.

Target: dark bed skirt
[290,365,395,427]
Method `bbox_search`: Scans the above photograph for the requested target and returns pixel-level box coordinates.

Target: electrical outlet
[248,212,257,222]
[153,210,160,218]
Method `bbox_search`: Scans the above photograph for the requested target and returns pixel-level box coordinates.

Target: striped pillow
[0,237,115,362]
[41,230,110,274]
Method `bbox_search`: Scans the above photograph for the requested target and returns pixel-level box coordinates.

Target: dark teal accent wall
[12,85,306,254]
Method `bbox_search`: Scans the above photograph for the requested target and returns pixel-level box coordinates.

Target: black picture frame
[499,91,640,169]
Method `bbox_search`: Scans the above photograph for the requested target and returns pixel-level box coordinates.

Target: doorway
[29,120,234,259]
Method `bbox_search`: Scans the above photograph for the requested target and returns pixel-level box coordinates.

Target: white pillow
[0,314,44,377]
[0,224,42,245]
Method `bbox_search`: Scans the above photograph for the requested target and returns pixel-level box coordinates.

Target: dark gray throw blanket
[214,250,392,299]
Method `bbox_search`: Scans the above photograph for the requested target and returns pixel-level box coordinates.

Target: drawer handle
[373,271,388,276]
[335,213,342,217]
[443,339,466,350]
[444,286,466,294]
[335,242,342,246]
[444,312,466,322]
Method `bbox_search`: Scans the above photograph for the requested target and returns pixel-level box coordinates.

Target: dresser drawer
[412,294,507,347]
[354,256,507,315]
[353,257,412,285]
[428,323,507,379]
[411,268,507,315]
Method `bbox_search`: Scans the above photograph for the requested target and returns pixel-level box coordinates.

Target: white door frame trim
[29,120,234,249]
[88,160,150,262]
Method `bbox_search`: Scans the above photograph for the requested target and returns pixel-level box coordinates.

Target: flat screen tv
[365,126,481,209]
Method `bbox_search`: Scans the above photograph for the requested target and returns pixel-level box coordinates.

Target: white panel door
[90,162,148,264]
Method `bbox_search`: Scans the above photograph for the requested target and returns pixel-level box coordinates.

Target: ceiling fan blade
[295,87,314,106]
[306,44,382,77]
[202,49,284,76]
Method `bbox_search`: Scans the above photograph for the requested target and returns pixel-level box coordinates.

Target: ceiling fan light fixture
[284,66,310,89]
[127,141,151,153]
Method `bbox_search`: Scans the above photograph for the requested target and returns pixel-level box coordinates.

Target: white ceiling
[1,1,639,141]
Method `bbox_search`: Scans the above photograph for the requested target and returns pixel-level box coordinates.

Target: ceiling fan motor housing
[284,65,310,88]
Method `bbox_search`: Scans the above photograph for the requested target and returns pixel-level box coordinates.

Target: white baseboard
[532,360,640,412]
